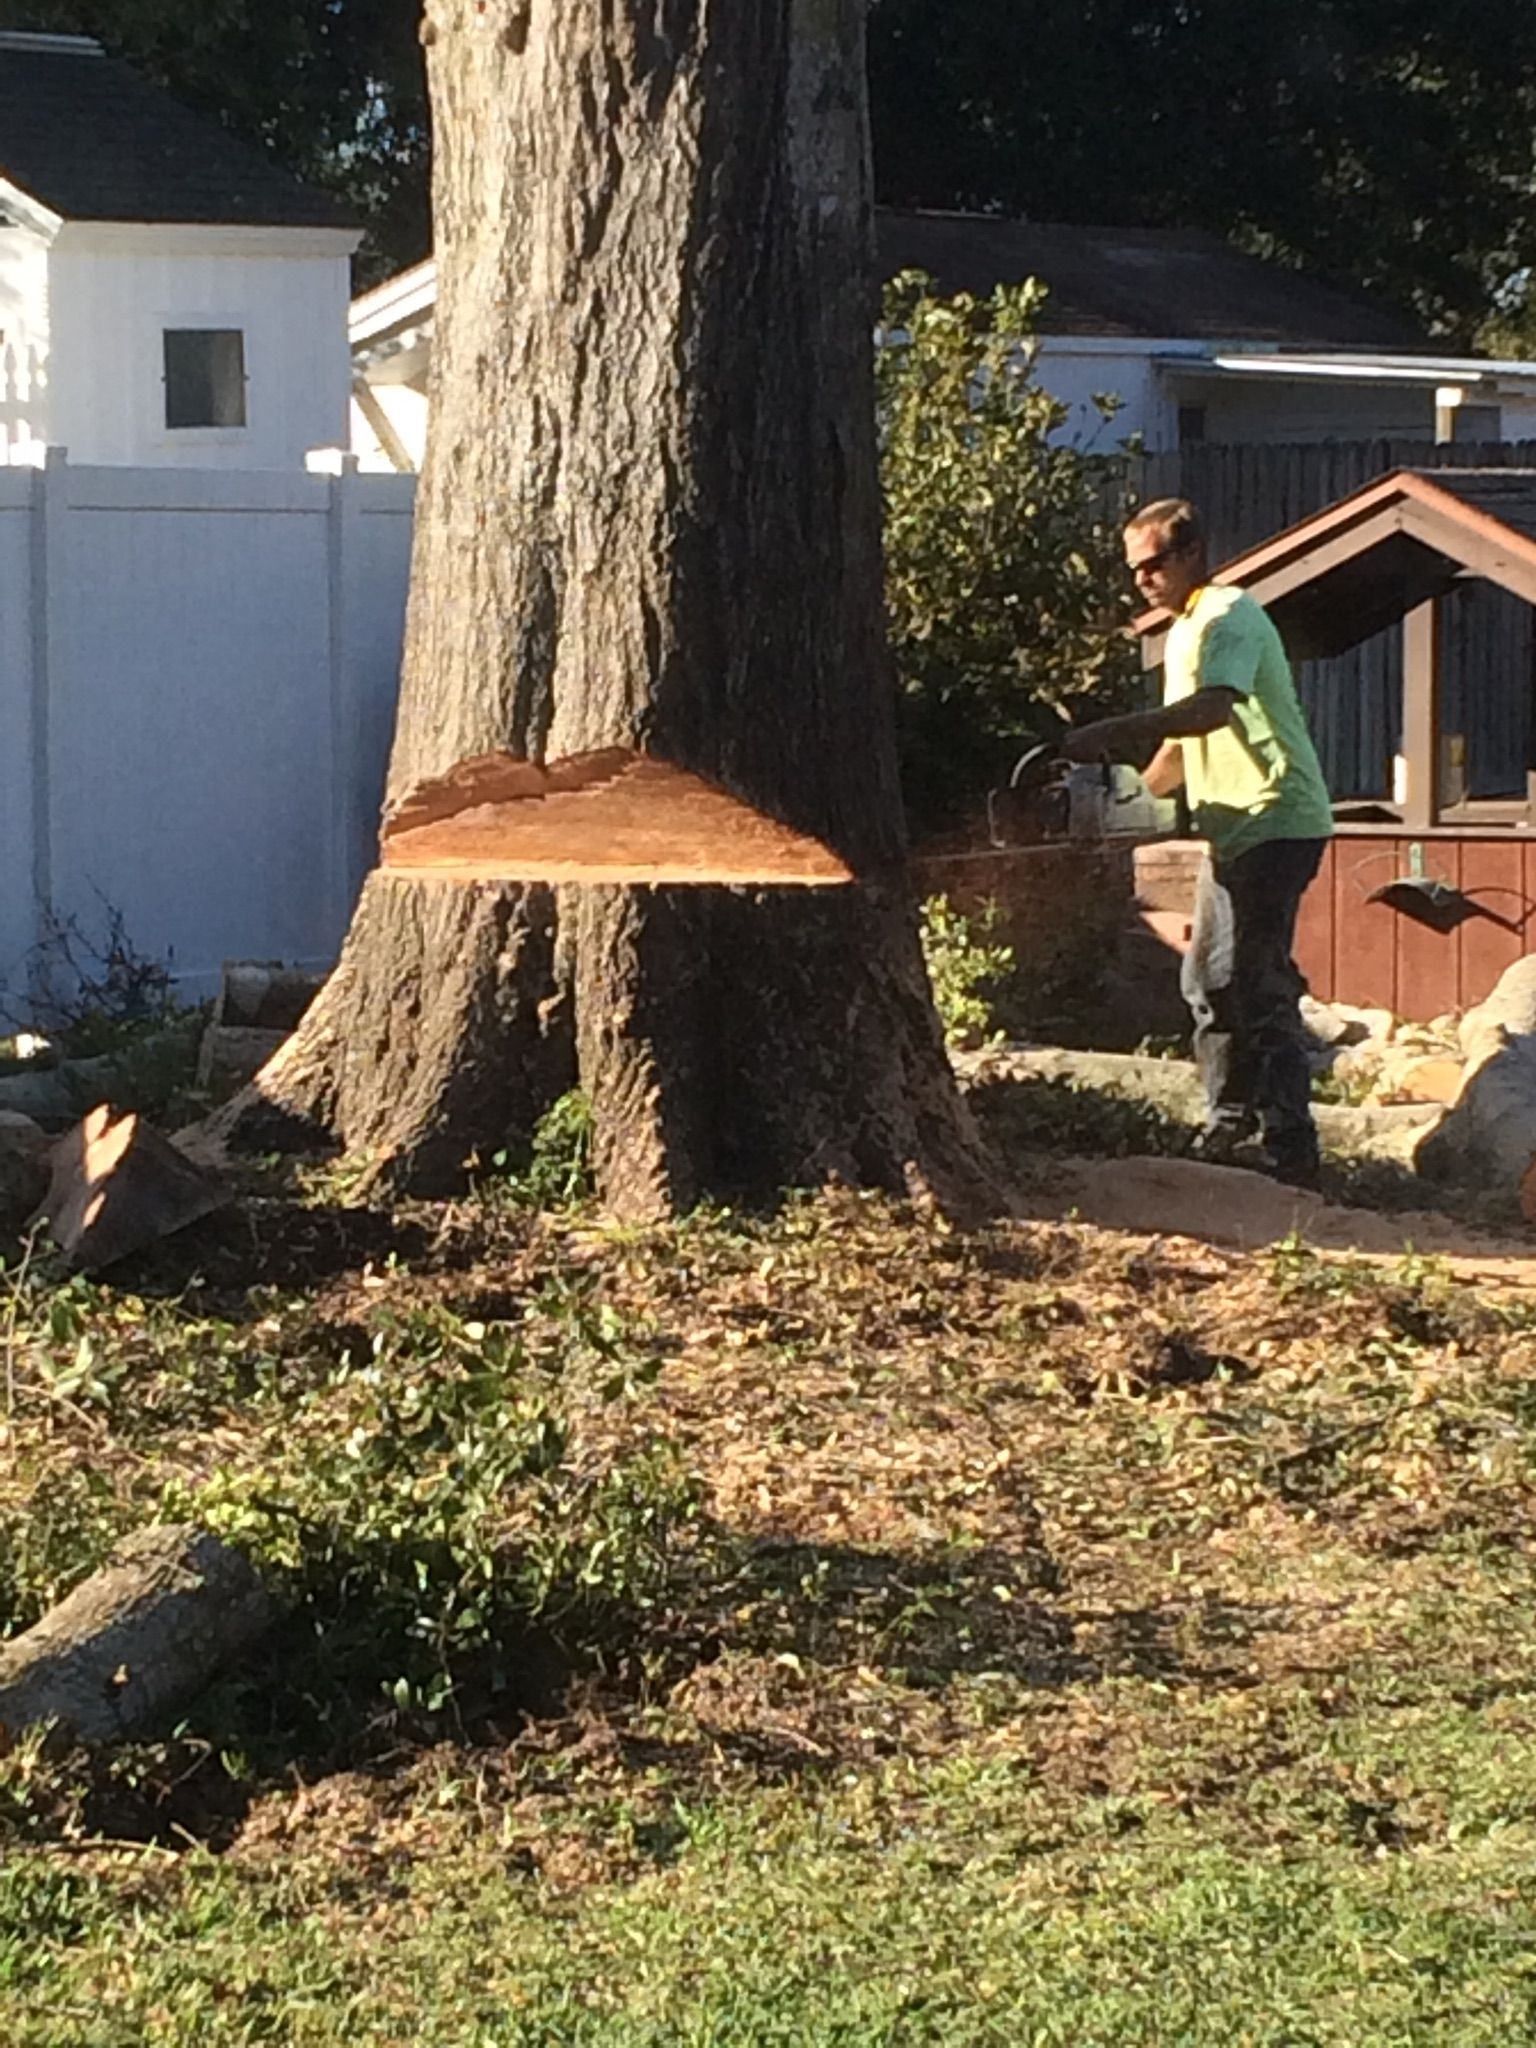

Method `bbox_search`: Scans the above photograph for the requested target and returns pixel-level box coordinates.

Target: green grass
[0,1186,1533,2042]
[5,1757,1534,2044]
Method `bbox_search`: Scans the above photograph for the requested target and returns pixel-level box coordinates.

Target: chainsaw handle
[1007,743,1064,790]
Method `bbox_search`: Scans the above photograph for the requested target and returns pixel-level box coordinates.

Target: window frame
[158,322,251,440]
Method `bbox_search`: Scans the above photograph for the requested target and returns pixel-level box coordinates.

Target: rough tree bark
[218,0,994,1219]
[0,1528,277,1743]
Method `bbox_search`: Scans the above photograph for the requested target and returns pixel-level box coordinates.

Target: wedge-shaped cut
[381,750,853,886]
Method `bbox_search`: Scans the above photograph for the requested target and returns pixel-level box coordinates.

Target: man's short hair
[1125,498,1204,554]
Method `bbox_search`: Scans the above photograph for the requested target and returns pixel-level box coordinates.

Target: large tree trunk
[220,0,993,1219]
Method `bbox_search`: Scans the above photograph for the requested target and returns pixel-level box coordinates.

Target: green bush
[490,1089,595,1211]
[879,272,1143,831]
[175,1297,704,1711]
[920,895,1016,1051]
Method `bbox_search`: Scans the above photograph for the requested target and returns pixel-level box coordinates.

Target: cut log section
[0,1526,277,1744]
[381,749,854,886]
[196,1023,290,1097]
[215,961,325,1032]
[33,1104,230,1271]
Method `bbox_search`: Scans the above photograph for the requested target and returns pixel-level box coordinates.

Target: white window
[163,328,247,429]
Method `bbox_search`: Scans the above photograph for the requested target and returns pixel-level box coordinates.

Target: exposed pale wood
[381,750,853,886]
[0,1526,277,1744]
[350,374,416,474]
[1401,600,1440,831]
[34,1105,229,1271]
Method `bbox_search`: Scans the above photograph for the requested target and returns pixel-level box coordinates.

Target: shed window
[163,329,246,429]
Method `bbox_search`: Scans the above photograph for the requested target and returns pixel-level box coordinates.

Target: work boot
[1264,1144,1322,1192]
[1191,1115,1259,1168]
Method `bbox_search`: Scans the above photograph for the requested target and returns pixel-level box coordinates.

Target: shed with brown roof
[1136,470,1536,1019]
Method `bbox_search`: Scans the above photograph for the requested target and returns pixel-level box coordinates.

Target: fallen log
[33,1104,230,1270]
[216,961,325,1033]
[0,1526,278,1744]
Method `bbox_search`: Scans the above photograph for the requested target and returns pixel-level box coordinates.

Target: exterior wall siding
[1032,339,1178,451]
[47,233,353,467]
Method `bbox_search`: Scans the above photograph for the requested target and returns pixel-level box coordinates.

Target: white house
[352,210,1536,469]
[0,30,360,467]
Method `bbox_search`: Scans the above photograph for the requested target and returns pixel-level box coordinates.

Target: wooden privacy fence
[1136,439,1536,804]
[0,452,415,1013]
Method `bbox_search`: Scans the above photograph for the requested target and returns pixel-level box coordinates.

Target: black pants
[1180,837,1326,1163]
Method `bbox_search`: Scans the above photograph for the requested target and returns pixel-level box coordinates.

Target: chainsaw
[986,744,1179,849]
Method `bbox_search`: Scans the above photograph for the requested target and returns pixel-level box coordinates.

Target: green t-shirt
[1164,585,1333,862]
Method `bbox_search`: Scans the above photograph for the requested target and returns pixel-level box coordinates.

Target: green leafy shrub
[879,271,1143,831]
[920,895,1016,1051]
[175,1298,704,1710]
[491,1089,595,1210]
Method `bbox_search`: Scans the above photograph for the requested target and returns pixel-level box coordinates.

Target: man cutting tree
[1060,498,1334,1188]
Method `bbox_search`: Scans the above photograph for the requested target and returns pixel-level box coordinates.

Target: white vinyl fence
[1,450,416,1020]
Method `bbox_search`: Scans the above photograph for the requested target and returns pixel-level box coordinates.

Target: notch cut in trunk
[380,750,854,887]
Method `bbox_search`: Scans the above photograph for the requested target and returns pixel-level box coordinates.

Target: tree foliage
[868,0,1536,345]
[14,1,1536,335]
[878,273,1141,832]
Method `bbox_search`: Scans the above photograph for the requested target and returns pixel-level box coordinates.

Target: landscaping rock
[958,1043,1442,1161]
[1417,957,1536,1192]
[1378,1054,1464,1107]
[1300,996,1390,1050]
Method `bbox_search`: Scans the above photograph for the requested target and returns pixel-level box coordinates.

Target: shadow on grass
[0,1525,1297,1854]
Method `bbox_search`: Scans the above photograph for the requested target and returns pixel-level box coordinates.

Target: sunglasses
[1128,541,1190,578]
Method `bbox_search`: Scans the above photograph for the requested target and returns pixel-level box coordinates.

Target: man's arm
[1059,687,1239,763]
[1141,741,1185,797]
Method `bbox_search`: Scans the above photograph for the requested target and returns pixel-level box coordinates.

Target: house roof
[875,212,1425,348]
[0,32,354,231]
[354,215,1429,362]
[1137,469,1536,663]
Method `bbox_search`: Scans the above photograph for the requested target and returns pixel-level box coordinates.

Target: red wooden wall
[1294,832,1536,1020]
